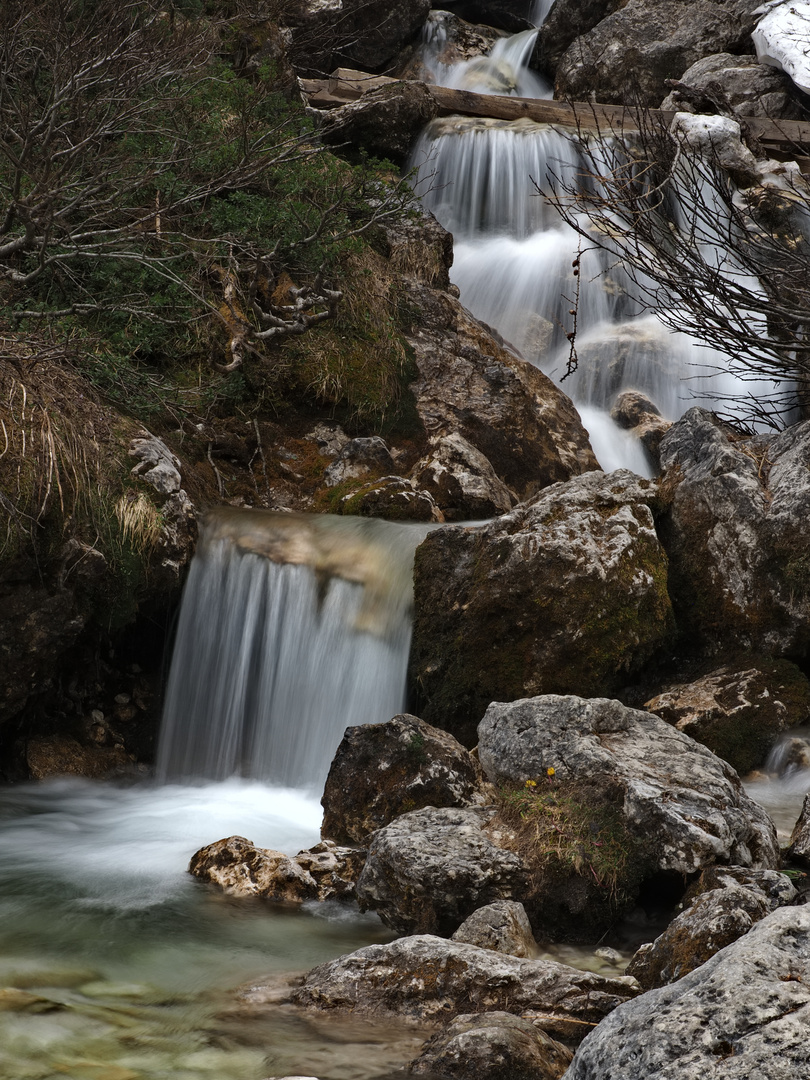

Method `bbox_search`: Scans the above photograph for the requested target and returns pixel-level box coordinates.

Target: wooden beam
[301,70,810,156]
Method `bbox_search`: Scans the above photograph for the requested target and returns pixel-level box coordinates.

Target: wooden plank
[302,71,810,153]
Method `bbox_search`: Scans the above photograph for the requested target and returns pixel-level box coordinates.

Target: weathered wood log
[300,69,810,158]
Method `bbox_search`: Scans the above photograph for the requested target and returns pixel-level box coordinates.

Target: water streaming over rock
[157,508,430,789]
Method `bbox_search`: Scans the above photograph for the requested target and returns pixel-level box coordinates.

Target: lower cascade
[157,508,430,788]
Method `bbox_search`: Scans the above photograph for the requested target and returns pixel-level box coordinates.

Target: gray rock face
[554,0,759,106]
[644,659,810,774]
[318,81,439,166]
[660,52,803,120]
[188,836,365,903]
[451,901,537,958]
[290,934,639,1038]
[564,905,810,1079]
[320,715,486,846]
[323,436,395,487]
[478,696,779,874]
[129,432,181,494]
[627,865,797,989]
[411,432,515,520]
[409,1011,573,1079]
[787,793,810,864]
[409,470,672,744]
[535,0,623,77]
[660,408,810,656]
[285,0,432,75]
[405,283,598,505]
[356,807,527,935]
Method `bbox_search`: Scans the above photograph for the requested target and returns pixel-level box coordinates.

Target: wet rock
[451,901,537,958]
[787,793,810,864]
[411,432,515,520]
[290,934,639,1038]
[384,206,454,291]
[188,836,365,903]
[447,1,536,34]
[321,715,486,846]
[565,905,810,1078]
[25,735,132,780]
[627,865,797,989]
[129,432,182,495]
[610,391,672,464]
[284,0,432,76]
[554,0,759,107]
[535,0,623,77]
[409,471,672,745]
[408,1011,573,1079]
[338,476,444,522]
[323,437,396,487]
[659,409,810,656]
[317,81,439,166]
[356,806,527,935]
[660,52,803,120]
[644,659,810,774]
[397,11,507,82]
[478,696,779,875]
[405,283,598,504]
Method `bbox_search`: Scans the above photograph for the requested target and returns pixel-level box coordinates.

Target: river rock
[659,408,810,656]
[626,865,798,989]
[356,806,527,935]
[338,476,443,521]
[660,53,803,120]
[610,391,672,463]
[320,715,486,845]
[317,81,439,166]
[411,432,515,520]
[644,659,810,774]
[554,0,759,107]
[405,283,598,505]
[786,793,810,864]
[451,901,537,958]
[323,437,395,487]
[409,1011,573,1079]
[564,905,810,1078]
[478,696,780,875]
[409,470,672,744]
[290,934,638,1038]
[284,0,432,76]
[25,735,132,781]
[188,836,365,903]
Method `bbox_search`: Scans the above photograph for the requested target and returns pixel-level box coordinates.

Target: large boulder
[317,81,439,166]
[644,658,810,774]
[626,868,797,990]
[554,0,759,107]
[451,900,537,958]
[320,715,487,845]
[659,409,810,657]
[409,470,673,744]
[411,432,515,520]
[534,0,623,77]
[355,806,528,935]
[284,0,432,76]
[660,52,804,120]
[405,284,598,505]
[409,1011,573,1079]
[564,906,810,1078]
[290,934,639,1039]
[477,696,780,876]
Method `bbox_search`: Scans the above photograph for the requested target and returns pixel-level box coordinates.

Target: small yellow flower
[525,779,537,788]
[546,767,556,777]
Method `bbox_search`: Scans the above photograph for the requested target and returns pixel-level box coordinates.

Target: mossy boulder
[409,470,674,745]
[644,657,810,774]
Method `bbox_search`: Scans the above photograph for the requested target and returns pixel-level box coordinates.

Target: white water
[158,509,429,790]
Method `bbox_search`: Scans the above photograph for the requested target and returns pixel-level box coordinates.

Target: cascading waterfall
[157,508,429,789]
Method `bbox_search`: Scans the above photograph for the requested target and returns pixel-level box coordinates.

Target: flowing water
[2,10,805,1080]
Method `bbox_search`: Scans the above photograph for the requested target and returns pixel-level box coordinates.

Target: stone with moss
[409,469,674,745]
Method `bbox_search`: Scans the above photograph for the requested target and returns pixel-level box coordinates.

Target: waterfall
[157,509,429,789]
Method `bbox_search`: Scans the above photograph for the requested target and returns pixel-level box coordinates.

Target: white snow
[753,0,810,95]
